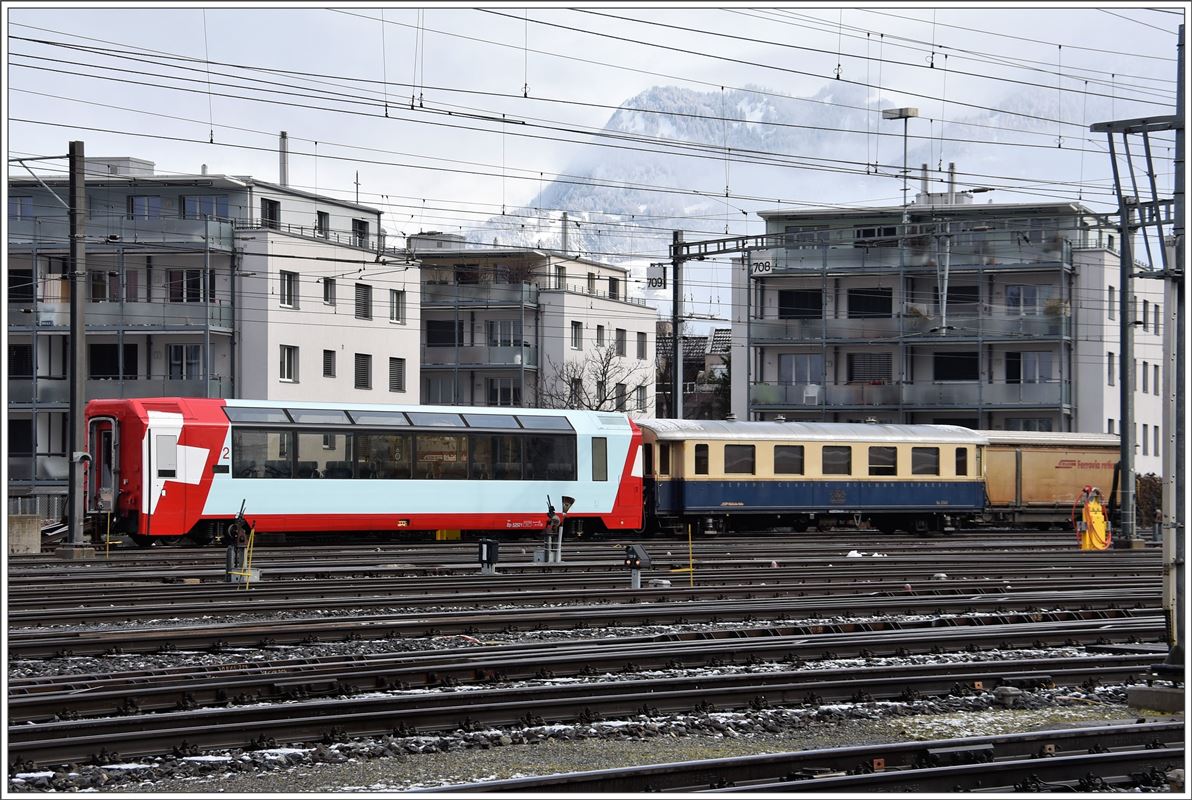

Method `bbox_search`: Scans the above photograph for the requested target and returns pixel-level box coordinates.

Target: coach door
[86,416,118,514]
[147,430,186,535]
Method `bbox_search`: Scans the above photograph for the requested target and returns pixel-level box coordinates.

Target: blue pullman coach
[638,420,988,535]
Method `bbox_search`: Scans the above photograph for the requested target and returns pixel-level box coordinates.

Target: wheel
[128,532,155,548]
[186,528,213,547]
[791,518,810,533]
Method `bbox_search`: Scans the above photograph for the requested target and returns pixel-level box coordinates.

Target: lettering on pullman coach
[1055,459,1116,470]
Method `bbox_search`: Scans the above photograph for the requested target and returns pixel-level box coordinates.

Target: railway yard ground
[6,528,1186,794]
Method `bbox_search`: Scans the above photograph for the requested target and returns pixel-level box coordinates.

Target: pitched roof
[656,334,709,364]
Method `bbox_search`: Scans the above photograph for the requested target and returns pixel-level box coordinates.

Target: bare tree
[540,345,652,412]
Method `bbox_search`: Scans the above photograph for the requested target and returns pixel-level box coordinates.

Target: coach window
[355,432,411,479]
[694,443,709,475]
[233,429,293,478]
[724,444,755,475]
[955,447,969,476]
[525,435,577,481]
[592,437,608,481]
[658,443,671,475]
[822,445,852,475]
[911,446,940,475]
[774,445,804,475]
[472,434,522,480]
[868,446,898,476]
[296,431,353,478]
[415,433,468,479]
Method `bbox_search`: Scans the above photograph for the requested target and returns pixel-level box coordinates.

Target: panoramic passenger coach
[84,397,643,545]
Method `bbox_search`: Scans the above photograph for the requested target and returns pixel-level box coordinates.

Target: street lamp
[882,107,919,219]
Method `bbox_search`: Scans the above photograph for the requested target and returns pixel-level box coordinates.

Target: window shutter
[354,353,371,389]
[355,283,372,319]
[389,357,405,392]
[323,349,336,378]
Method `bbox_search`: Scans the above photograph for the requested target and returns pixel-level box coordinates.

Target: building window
[8,196,33,220]
[936,285,980,313]
[778,289,823,319]
[89,270,120,302]
[279,345,298,382]
[1141,423,1150,455]
[847,287,893,318]
[596,380,606,406]
[1142,300,1149,331]
[316,210,330,238]
[1142,361,1149,393]
[487,377,521,406]
[279,271,298,308]
[389,357,406,392]
[352,219,370,248]
[587,273,596,294]
[571,321,582,350]
[168,344,201,380]
[9,418,33,455]
[1108,418,1114,435]
[636,331,647,360]
[784,224,829,249]
[182,195,228,219]
[635,385,646,411]
[846,352,892,383]
[389,289,406,323]
[934,351,979,381]
[354,353,372,389]
[555,264,567,290]
[724,444,755,475]
[1107,352,1115,386]
[323,278,336,306]
[1006,284,1051,315]
[355,283,372,319]
[1154,425,1160,456]
[596,325,606,347]
[167,269,202,303]
[615,328,626,357]
[8,267,34,304]
[1006,351,1052,384]
[487,319,523,347]
[615,383,627,411]
[9,343,33,377]
[1108,286,1116,319]
[1153,303,1160,335]
[608,276,620,300]
[853,225,897,246]
[570,378,582,406]
[427,320,463,347]
[779,352,823,385]
[1006,418,1053,432]
[323,349,336,378]
[261,198,280,229]
[87,343,137,379]
[1154,364,1160,395]
[127,195,161,220]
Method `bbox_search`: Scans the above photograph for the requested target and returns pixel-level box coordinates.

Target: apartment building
[409,234,656,415]
[729,178,1166,475]
[7,156,420,515]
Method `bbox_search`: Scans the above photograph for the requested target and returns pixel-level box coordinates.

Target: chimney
[921,163,929,196]
[947,162,956,204]
[561,211,569,256]
[201,164,208,176]
[279,131,289,187]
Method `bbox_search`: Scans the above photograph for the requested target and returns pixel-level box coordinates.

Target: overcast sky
[5,3,1184,252]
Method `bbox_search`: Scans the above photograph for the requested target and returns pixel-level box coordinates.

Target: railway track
[425,721,1184,793]
[7,652,1163,768]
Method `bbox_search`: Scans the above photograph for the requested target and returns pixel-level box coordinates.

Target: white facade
[413,245,658,416]
[730,194,1168,476]
[237,231,421,402]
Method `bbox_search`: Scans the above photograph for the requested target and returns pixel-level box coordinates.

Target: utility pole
[63,140,92,556]
[671,230,683,419]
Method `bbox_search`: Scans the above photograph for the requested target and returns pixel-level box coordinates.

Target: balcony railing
[8,216,235,249]
[422,283,539,306]
[749,380,1070,409]
[421,344,539,369]
[750,310,1070,342]
[9,376,232,404]
[7,454,68,483]
[13,300,234,330]
[759,238,1072,274]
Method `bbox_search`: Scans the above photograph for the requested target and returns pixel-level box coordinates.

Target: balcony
[9,376,232,405]
[749,380,1069,411]
[902,306,1071,339]
[12,301,234,330]
[421,344,539,369]
[8,216,235,249]
[760,237,1072,275]
[422,283,539,307]
[750,317,901,342]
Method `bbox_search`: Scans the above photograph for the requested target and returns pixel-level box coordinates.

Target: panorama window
[524,435,577,481]
[232,429,293,478]
[471,434,523,480]
[407,411,466,428]
[415,433,468,479]
[224,407,290,424]
[516,415,573,431]
[355,432,411,479]
[296,432,353,478]
[287,409,351,425]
